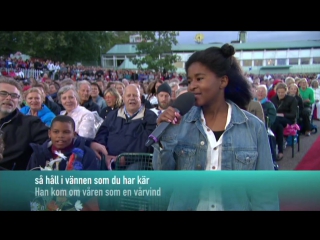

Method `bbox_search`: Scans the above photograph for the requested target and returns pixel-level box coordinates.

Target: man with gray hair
[91,84,157,169]
[77,80,100,113]
[0,77,48,170]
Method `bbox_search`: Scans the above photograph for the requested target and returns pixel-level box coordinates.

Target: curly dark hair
[185,43,252,110]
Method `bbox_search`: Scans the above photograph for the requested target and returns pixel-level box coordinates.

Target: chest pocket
[174,146,196,170]
[234,151,258,170]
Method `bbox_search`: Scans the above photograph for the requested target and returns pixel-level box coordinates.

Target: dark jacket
[271,95,298,123]
[82,97,100,114]
[0,109,49,170]
[45,96,61,115]
[141,95,153,109]
[94,106,157,156]
[50,92,60,105]
[99,106,117,119]
[27,136,99,170]
[261,100,277,127]
[48,90,63,109]
[294,95,304,117]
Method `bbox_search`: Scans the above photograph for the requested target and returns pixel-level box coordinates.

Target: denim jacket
[152,101,279,210]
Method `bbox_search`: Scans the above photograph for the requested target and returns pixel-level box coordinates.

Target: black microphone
[145,92,195,147]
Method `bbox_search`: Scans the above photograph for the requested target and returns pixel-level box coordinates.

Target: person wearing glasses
[0,76,48,170]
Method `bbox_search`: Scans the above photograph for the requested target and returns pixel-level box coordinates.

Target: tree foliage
[0,31,138,65]
[130,31,180,72]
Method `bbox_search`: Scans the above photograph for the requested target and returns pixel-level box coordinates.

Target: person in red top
[8,69,16,78]
[1,68,8,76]
[267,79,283,100]
[22,79,31,92]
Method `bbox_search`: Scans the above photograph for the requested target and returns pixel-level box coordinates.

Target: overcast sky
[176,31,320,44]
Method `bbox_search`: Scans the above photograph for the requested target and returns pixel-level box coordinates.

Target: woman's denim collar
[184,100,248,125]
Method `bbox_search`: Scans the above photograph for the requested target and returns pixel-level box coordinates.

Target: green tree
[0,31,22,57]
[0,31,138,65]
[99,31,139,56]
[130,31,180,72]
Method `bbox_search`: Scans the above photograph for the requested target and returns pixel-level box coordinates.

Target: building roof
[106,40,320,55]
[106,44,138,55]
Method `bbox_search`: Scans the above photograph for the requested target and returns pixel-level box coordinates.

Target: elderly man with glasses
[0,77,48,170]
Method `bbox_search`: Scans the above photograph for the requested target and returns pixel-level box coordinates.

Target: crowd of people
[0,46,320,210]
[0,55,186,82]
[1,52,319,169]
[1,54,319,83]
[251,76,319,161]
[0,72,188,171]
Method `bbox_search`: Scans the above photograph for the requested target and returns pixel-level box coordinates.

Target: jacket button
[200,141,205,145]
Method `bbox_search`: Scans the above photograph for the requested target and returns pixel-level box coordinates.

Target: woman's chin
[30,107,41,111]
[65,106,76,112]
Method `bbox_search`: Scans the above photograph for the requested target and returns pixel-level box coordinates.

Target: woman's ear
[220,75,229,89]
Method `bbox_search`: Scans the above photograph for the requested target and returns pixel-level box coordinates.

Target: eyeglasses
[0,91,20,99]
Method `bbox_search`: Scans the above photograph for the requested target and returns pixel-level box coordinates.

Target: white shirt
[53,64,60,72]
[264,74,272,80]
[17,71,24,78]
[47,63,54,71]
[196,102,232,211]
[148,95,158,105]
[313,87,320,101]
[60,105,96,138]
[202,102,231,171]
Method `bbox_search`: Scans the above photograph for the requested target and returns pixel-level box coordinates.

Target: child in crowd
[27,115,99,170]
[28,115,101,211]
